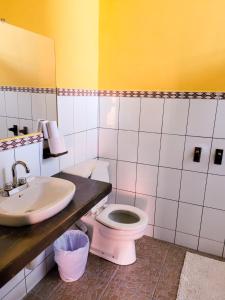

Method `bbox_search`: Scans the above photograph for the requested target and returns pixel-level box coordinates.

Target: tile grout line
[151,244,171,299]
[134,97,142,207]
[97,96,100,160]
[98,126,225,140]
[153,98,165,238]
[174,99,191,244]
[98,266,119,300]
[197,98,219,251]
[115,97,121,204]
[98,155,225,177]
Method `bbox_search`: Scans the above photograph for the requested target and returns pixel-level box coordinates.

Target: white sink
[0,177,76,227]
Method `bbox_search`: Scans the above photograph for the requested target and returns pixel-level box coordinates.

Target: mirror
[0,22,57,140]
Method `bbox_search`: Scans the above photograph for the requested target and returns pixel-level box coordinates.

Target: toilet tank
[63,159,110,212]
[90,160,110,213]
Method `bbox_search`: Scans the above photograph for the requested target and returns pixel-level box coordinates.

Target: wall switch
[193,147,202,162]
[214,149,223,165]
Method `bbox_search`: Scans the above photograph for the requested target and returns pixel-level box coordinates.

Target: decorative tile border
[0,86,56,94]
[3,86,224,98]
[0,132,43,152]
[57,88,225,99]
[57,88,98,96]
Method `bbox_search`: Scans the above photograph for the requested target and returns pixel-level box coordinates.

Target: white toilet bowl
[64,159,148,265]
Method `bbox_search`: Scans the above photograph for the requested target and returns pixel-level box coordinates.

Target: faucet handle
[18,177,27,186]
[4,182,13,191]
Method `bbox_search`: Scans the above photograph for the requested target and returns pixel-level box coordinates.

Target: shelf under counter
[0,172,112,287]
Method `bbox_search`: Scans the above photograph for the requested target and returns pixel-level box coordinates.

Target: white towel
[46,121,67,155]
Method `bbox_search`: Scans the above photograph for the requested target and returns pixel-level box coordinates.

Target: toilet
[64,159,148,265]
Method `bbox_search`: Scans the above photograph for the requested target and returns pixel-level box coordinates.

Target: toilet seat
[96,204,148,231]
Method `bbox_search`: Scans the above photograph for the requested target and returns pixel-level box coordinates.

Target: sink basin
[0,177,76,227]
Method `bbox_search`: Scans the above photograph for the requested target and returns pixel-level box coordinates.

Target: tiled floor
[24,236,220,300]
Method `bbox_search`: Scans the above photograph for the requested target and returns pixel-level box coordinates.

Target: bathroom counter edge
[0,172,112,287]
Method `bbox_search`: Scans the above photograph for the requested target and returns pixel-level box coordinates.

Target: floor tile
[153,246,186,300]
[30,254,117,300]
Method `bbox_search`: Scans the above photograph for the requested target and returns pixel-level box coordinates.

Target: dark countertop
[0,172,112,287]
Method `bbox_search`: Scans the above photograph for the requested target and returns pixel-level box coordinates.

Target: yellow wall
[0,0,99,89]
[0,22,55,87]
[99,0,225,91]
[1,0,225,91]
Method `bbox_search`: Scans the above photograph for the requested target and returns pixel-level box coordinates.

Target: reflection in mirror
[0,21,56,140]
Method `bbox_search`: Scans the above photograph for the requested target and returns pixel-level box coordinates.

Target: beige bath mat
[177,252,225,300]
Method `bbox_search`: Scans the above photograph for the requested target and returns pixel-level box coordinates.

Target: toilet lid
[96,204,148,231]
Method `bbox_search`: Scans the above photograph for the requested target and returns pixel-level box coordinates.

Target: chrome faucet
[12,161,30,187]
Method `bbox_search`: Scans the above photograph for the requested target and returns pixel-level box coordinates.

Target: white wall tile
[99,128,117,159]
[46,94,57,122]
[209,139,225,175]
[32,120,39,132]
[175,232,198,250]
[86,129,98,159]
[116,189,135,206]
[0,269,24,298]
[100,97,119,129]
[86,96,98,129]
[159,134,185,169]
[7,118,19,137]
[108,188,116,204]
[74,96,87,132]
[180,170,206,205]
[41,157,60,177]
[198,238,223,256]
[205,175,225,210]
[144,225,154,237]
[140,98,164,133]
[0,149,15,187]
[5,92,18,118]
[0,117,7,138]
[117,161,136,192]
[155,198,178,230]
[138,132,160,165]
[25,251,46,274]
[176,202,202,235]
[19,119,33,135]
[119,97,140,131]
[162,99,189,135]
[26,261,47,293]
[57,96,74,135]
[200,207,225,242]
[136,164,158,196]
[157,167,181,200]
[135,194,155,225]
[74,132,86,164]
[118,130,138,162]
[213,101,225,138]
[15,143,41,177]
[18,92,32,119]
[31,93,46,120]
[2,279,26,300]
[183,136,211,172]
[0,91,6,116]
[187,99,217,137]
[59,134,74,170]
[154,226,175,243]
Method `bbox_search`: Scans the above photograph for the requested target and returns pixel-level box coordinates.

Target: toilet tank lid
[63,159,97,178]
[63,159,109,179]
